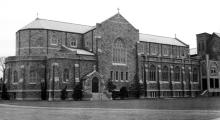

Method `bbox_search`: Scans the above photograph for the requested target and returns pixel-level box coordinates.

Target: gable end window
[112,39,126,65]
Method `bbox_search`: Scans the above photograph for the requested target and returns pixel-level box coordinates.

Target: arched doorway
[92,77,99,93]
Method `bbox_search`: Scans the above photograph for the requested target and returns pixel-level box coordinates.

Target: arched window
[13,71,18,83]
[162,66,169,81]
[112,39,126,64]
[193,68,198,82]
[50,33,58,45]
[30,66,37,83]
[185,69,190,83]
[174,66,180,81]
[63,68,69,82]
[210,63,218,76]
[149,65,156,81]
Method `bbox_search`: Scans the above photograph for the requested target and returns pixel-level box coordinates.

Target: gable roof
[213,32,220,37]
[139,33,187,46]
[20,18,95,34]
[100,13,137,30]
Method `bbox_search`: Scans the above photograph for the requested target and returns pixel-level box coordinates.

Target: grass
[1,97,220,120]
[1,97,220,110]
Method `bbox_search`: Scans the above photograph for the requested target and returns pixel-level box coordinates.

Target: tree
[61,85,67,100]
[120,87,128,100]
[129,74,140,99]
[73,82,83,101]
[106,78,116,92]
[0,57,5,81]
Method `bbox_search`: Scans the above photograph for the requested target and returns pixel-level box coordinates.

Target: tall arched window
[162,66,169,81]
[193,68,198,82]
[112,39,126,64]
[149,65,156,81]
[63,68,69,82]
[30,66,37,83]
[185,69,190,83]
[174,66,180,81]
[13,71,18,83]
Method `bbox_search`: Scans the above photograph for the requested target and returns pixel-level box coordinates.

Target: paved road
[0,104,220,120]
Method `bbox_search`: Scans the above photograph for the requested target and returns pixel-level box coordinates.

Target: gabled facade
[3,13,201,100]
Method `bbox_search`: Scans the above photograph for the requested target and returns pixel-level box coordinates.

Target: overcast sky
[1,0,220,57]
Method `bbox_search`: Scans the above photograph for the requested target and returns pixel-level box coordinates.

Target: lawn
[1,97,220,120]
[1,97,220,110]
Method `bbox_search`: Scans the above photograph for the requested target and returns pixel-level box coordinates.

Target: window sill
[29,82,36,85]
[112,63,127,66]
[192,82,199,84]
[62,81,68,83]
[160,81,169,84]
[50,43,58,46]
[173,81,181,84]
[12,82,18,85]
[148,81,157,84]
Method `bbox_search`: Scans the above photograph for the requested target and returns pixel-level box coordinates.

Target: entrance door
[202,78,207,90]
[92,77,99,93]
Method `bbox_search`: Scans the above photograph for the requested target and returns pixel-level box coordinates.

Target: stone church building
[4,13,202,100]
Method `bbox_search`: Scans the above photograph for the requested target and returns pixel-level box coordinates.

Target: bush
[120,87,128,100]
[61,86,67,100]
[112,90,120,100]
[1,83,9,100]
[73,82,83,101]
[41,81,47,100]
[106,79,116,92]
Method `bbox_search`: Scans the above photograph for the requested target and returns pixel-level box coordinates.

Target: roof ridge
[37,18,94,27]
[140,33,175,39]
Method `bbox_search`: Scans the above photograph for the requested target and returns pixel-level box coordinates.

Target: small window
[149,65,156,81]
[110,71,113,80]
[162,66,169,81]
[174,66,180,81]
[163,46,169,56]
[121,72,123,81]
[210,78,214,88]
[116,71,118,81]
[126,72,128,81]
[70,39,77,47]
[63,69,69,82]
[30,66,37,83]
[193,68,198,82]
[13,71,18,83]
[150,44,158,55]
[50,34,58,45]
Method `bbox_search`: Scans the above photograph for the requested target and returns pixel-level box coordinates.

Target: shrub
[61,86,67,100]
[106,78,116,92]
[120,87,128,100]
[73,82,83,101]
[41,81,47,100]
[1,83,9,100]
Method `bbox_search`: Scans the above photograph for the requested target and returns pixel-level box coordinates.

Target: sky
[1,0,220,57]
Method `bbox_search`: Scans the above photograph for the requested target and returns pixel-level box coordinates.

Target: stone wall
[17,29,84,56]
[94,14,138,90]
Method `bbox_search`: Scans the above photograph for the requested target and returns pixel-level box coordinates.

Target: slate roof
[139,33,187,46]
[20,18,95,33]
[61,45,94,55]
[190,48,197,55]
[214,32,220,37]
